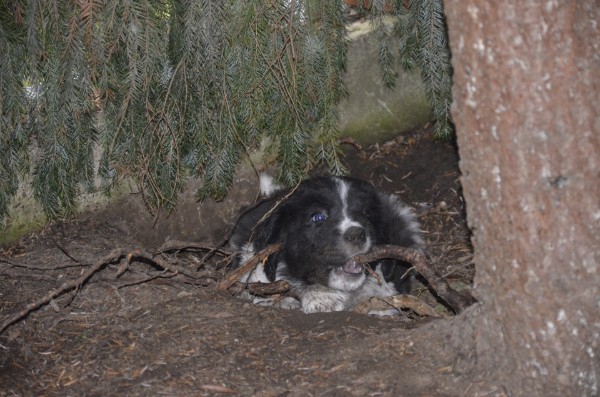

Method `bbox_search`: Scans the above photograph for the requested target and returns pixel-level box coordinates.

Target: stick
[0,245,216,335]
[128,248,199,279]
[352,245,476,313]
[157,240,232,256]
[217,244,281,290]
[157,239,235,271]
[0,247,129,335]
[364,264,383,285]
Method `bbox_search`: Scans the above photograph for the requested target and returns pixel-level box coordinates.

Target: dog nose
[344,226,366,245]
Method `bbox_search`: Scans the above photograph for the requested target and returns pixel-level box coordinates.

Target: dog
[228,175,423,313]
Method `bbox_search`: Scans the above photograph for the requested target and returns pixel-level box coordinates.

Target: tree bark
[444,1,599,395]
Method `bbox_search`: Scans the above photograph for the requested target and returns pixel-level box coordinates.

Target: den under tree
[0,0,598,395]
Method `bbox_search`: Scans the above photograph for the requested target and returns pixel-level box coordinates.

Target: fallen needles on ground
[157,240,232,256]
[351,245,476,313]
[227,280,292,297]
[0,242,471,334]
[354,295,443,318]
[1,247,130,335]
[0,243,223,335]
[157,239,234,271]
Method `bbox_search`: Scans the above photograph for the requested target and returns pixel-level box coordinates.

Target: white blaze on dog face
[335,178,362,233]
[334,178,372,256]
[310,177,370,292]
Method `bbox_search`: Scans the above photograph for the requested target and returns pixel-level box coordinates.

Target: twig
[0,247,129,335]
[250,183,301,241]
[1,260,91,270]
[200,240,231,269]
[0,245,218,335]
[157,240,232,256]
[217,244,281,290]
[338,136,363,151]
[157,238,234,271]
[116,269,177,289]
[364,264,383,285]
[54,242,81,263]
[352,245,476,313]
[129,249,201,280]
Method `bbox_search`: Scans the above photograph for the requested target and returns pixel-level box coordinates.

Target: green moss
[0,180,132,248]
[339,86,432,145]
[0,217,46,247]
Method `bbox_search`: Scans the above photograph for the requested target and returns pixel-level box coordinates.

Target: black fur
[228,175,422,312]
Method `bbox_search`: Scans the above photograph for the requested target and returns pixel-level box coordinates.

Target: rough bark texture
[445,1,599,395]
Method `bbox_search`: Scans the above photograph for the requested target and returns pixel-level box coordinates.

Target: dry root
[1,241,474,336]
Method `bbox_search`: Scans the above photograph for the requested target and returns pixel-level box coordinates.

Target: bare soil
[0,127,482,396]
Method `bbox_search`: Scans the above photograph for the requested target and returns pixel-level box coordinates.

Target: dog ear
[228,195,287,281]
[259,173,284,197]
[229,194,286,251]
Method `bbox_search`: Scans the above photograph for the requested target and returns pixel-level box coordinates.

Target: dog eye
[311,212,328,223]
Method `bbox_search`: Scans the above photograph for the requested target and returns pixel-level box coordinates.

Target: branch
[0,245,219,335]
[157,239,233,271]
[217,243,281,290]
[352,245,476,313]
[0,247,129,335]
[158,240,222,252]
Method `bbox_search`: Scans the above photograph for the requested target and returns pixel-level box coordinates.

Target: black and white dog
[228,175,422,313]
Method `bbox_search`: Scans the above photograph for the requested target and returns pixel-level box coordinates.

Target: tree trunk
[444,1,599,395]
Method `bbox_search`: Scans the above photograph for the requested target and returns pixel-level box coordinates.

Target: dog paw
[300,287,350,313]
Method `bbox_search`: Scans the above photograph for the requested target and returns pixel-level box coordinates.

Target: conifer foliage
[0,0,453,224]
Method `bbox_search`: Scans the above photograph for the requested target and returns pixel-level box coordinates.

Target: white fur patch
[300,285,351,313]
[356,266,399,299]
[334,178,372,257]
[275,261,289,281]
[259,173,280,197]
[335,179,362,233]
[238,243,270,283]
[338,217,363,234]
[328,271,366,291]
[239,242,255,264]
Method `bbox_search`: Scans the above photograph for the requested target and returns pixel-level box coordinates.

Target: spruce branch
[0,0,454,224]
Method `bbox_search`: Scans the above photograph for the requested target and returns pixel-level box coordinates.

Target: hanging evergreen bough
[366,0,454,139]
[0,0,453,225]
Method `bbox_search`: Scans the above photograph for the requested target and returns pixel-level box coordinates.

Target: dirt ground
[0,127,482,396]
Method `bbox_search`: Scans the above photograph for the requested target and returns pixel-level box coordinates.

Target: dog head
[230,175,422,293]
